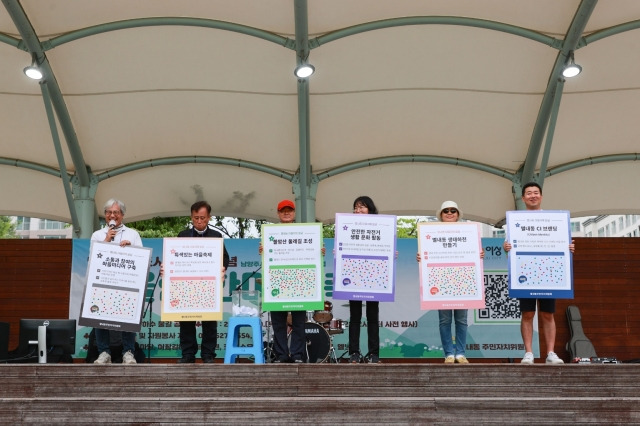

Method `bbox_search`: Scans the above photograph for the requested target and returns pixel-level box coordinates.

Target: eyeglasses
[442,208,458,214]
[105,210,122,216]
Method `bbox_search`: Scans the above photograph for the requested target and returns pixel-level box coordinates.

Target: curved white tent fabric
[1,0,639,236]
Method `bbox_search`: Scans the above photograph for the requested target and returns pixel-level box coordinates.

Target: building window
[619,217,624,230]
[598,228,605,237]
[16,216,30,231]
[39,219,66,230]
[570,222,581,233]
[493,229,505,238]
[612,221,617,234]
[39,235,64,239]
[605,224,610,237]
[586,232,592,237]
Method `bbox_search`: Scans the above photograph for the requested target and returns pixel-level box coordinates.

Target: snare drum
[313,300,333,324]
[326,318,345,335]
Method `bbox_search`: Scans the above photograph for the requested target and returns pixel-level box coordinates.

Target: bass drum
[304,322,331,363]
[289,322,331,363]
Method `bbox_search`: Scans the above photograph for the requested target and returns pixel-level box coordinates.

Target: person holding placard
[503,182,575,365]
[92,198,142,365]
[348,196,382,364]
[175,201,230,364]
[261,199,307,363]
[416,201,483,364]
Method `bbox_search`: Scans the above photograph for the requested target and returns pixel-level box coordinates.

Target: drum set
[266,301,345,363]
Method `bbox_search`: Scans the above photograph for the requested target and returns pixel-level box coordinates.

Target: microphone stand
[234,263,262,292]
[234,263,262,315]
[142,268,162,363]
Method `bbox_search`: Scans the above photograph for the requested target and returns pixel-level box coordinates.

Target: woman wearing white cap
[418,200,482,364]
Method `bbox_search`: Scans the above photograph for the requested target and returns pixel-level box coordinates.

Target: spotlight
[294,63,315,78]
[23,54,43,80]
[23,65,43,80]
[562,51,582,78]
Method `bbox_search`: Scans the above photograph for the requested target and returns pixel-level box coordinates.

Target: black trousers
[349,301,379,356]
[179,321,217,359]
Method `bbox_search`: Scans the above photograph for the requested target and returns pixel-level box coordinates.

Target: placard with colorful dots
[79,241,152,333]
[425,263,479,298]
[261,223,324,311]
[336,255,390,291]
[267,266,317,299]
[166,276,217,310]
[505,210,573,299]
[161,237,225,321]
[418,222,485,309]
[513,253,567,289]
[333,213,397,302]
[89,285,139,320]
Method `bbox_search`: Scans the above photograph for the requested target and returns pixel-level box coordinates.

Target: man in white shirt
[91,198,142,364]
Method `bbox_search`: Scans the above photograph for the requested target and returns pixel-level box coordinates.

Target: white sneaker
[122,350,137,364]
[546,352,564,364]
[94,351,111,364]
[521,352,534,364]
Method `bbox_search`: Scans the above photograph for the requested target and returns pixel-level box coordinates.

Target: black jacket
[177,226,230,268]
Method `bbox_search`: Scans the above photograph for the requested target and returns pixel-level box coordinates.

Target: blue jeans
[95,328,136,354]
[439,309,467,357]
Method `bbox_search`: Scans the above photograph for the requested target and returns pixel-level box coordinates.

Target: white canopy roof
[1,0,639,234]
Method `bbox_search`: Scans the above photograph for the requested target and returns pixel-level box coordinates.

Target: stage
[1,363,639,424]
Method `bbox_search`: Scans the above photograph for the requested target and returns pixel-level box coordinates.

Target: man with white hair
[91,198,143,365]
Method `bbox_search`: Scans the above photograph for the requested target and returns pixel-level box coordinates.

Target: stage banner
[261,223,324,312]
[505,210,573,299]
[78,241,152,333]
[161,237,225,321]
[417,221,485,310]
[332,213,397,302]
[70,237,536,359]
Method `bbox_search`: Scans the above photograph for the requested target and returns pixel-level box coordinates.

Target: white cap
[436,200,462,221]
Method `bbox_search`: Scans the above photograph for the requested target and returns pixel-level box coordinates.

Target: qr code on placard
[476,273,520,323]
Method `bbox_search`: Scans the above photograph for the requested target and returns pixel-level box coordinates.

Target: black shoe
[177,356,195,364]
[293,359,304,363]
[368,354,381,364]
[201,357,215,364]
[349,353,361,364]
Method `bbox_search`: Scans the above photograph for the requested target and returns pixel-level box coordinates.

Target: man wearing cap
[263,199,307,362]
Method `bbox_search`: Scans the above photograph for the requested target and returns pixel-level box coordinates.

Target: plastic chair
[223,316,264,364]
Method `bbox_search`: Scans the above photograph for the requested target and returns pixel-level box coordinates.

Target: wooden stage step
[1,364,639,424]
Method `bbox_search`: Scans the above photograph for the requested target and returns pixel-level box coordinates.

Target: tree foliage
[322,223,335,238]
[129,216,191,238]
[128,215,429,239]
[129,216,268,239]
[397,217,419,238]
[0,216,18,239]
[212,216,267,239]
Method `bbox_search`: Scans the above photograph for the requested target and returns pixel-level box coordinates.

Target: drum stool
[223,316,265,364]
